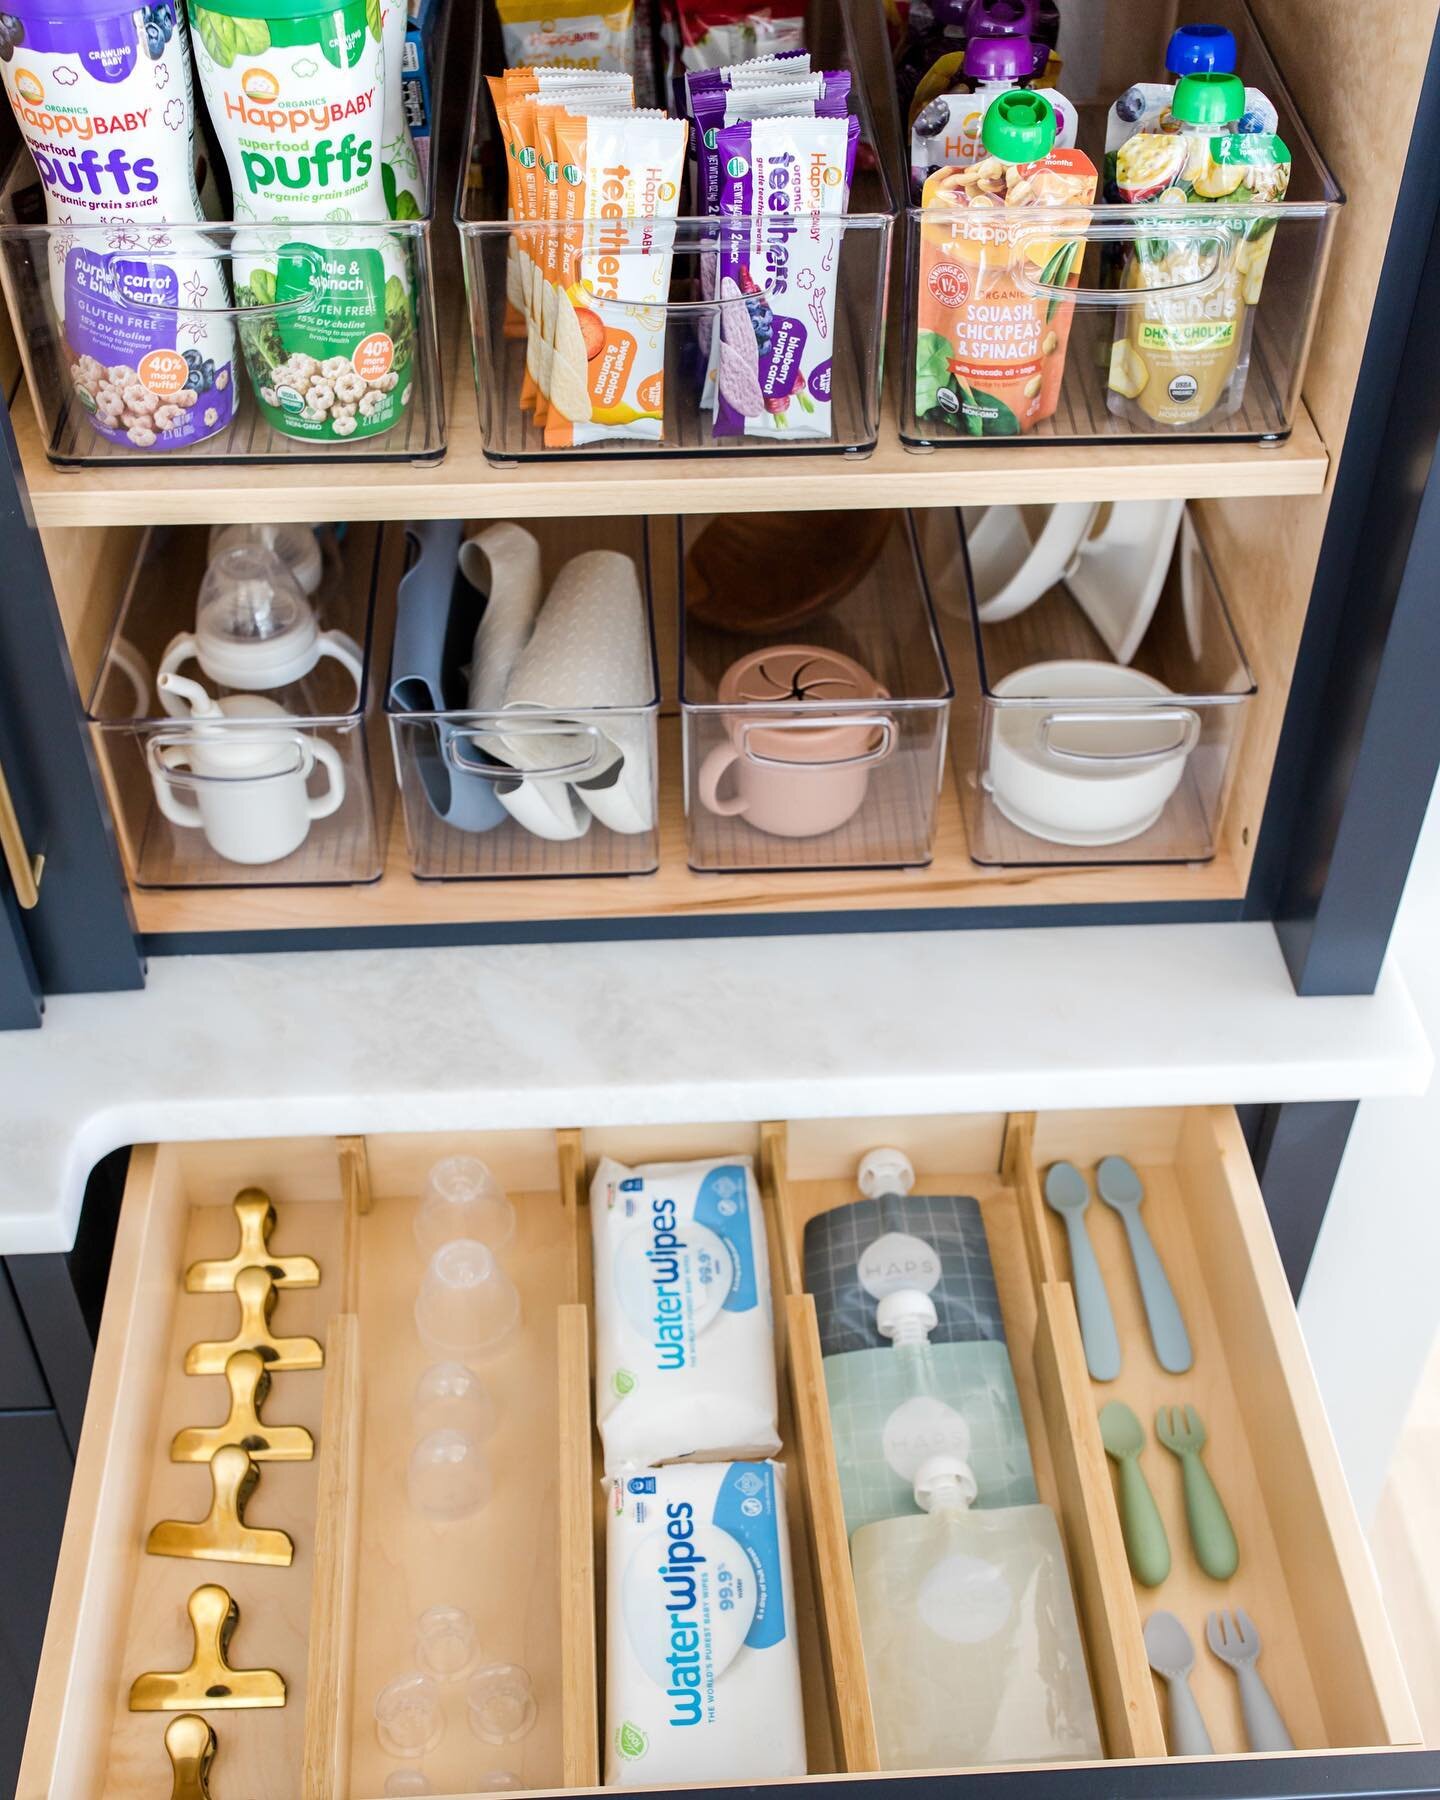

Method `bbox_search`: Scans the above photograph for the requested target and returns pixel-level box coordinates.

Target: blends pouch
[606,1461,806,1786]
[803,1190,1006,1354]
[1107,125,1291,427]
[713,111,859,439]
[825,1337,1037,1537]
[590,1155,780,1474]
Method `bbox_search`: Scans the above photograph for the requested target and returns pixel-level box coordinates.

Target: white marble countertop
[0,921,1429,1253]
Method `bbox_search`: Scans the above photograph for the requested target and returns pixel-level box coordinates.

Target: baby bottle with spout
[850,1453,1101,1770]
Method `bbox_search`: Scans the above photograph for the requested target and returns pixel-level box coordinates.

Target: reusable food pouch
[825,1293,1037,1538]
[914,90,1097,438]
[0,0,236,451]
[496,0,634,73]
[1107,71,1291,428]
[803,1190,1006,1356]
[909,36,1075,202]
[188,0,416,444]
[606,1462,807,1787]
[544,109,688,445]
[591,1155,780,1474]
[713,111,858,439]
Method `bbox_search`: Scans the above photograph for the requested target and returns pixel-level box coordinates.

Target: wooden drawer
[17,1111,1430,1799]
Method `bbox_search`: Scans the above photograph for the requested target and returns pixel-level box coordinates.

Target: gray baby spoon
[1145,1611,1214,1756]
[1096,1155,1192,1373]
[1044,1161,1121,1381]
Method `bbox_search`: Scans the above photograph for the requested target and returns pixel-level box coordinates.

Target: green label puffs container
[187,0,415,441]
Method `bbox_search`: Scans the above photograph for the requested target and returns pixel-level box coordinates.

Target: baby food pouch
[187,0,416,444]
[676,0,805,71]
[909,35,1075,202]
[496,0,634,73]
[1107,71,1291,428]
[713,111,859,439]
[543,109,687,445]
[0,0,237,451]
[914,89,1097,437]
[1104,24,1275,164]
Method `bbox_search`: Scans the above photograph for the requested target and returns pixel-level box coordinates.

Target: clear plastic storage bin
[891,0,1342,449]
[88,523,392,889]
[922,506,1256,866]
[454,1,897,465]
[0,3,453,469]
[680,510,953,872]
[387,516,659,881]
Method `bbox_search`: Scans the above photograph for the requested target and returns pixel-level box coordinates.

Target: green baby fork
[1099,1400,1171,1586]
[1156,1403,1239,1580]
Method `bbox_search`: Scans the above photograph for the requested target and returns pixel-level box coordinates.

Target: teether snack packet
[914,89,1096,437]
[1107,71,1291,427]
[713,110,858,439]
[542,109,687,445]
[496,0,633,73]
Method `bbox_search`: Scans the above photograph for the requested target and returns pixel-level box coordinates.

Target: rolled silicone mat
[464,523,544,713]
[803,1192,1006,1357]
[825,1338,1038,1536]
[489,549,655,835]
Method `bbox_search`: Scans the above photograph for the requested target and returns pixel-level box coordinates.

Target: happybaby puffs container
[454,0,897,464]
[893,0,1342,448]
[0,0,451,466]
[921,504,1256,866]
[680,510,953,874]
[87,521,393,887]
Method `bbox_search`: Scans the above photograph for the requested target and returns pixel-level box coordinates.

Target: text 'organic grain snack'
[915,89,1096,437]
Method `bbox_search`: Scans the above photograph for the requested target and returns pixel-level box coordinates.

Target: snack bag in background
[497,0,634,71]
[543,111,688,445]
[914,90,1097,437]
[712,111,859,439]
[677,0,805,70]
[1107,71,1291,428]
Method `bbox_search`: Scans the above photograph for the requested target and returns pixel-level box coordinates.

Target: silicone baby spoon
[1044,1161,1121,1381]
[1099,1400,1171,1586]
[1095,1155,1192,1373]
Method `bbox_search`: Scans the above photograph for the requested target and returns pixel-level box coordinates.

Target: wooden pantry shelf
[128,716,1245,936]
[14,381,1330,530]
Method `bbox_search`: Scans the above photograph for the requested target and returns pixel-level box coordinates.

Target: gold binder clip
[184,1188,321,1294]
[171,1349,314,1464]
[128,1584,285,1712]
[164,1714,216,1800]
[184,1266,324,1376]
[147,1444,294,1567]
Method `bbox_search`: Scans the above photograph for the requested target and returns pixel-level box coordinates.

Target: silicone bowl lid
[1171,70,1246,125]
[964,35,1038,82]
[981,88,1056,162]
[1166,22,1237,76]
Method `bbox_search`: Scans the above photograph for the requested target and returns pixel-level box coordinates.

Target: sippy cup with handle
[148,673,346,866]
[159,544,362,717]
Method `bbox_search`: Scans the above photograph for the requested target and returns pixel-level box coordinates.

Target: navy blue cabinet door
[0,392,143,1026]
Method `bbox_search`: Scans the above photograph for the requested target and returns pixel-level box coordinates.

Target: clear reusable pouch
[802,1190,1005,1356]
[850,1456,1101,1771]
[825,1337,1037,1536]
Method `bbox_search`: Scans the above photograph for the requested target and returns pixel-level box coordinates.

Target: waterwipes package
[825,1331,1037,1538]
[804,1189,1007,1356]
[605,1459,807,1785]
[590,1155,780,1475]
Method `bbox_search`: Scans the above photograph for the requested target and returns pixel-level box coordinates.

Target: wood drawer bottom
[17,1110,1429,1799]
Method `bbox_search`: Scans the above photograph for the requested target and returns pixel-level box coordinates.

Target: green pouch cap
[981,88,1057,164]
[1171,70,1245,126]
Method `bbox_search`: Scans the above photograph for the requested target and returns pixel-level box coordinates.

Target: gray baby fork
[1044,1161,1120,1381]
[1096,1155,1193,1374]
[1206,1609,1293,1751]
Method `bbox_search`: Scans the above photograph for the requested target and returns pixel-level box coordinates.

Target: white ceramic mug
[149,729,346,865]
